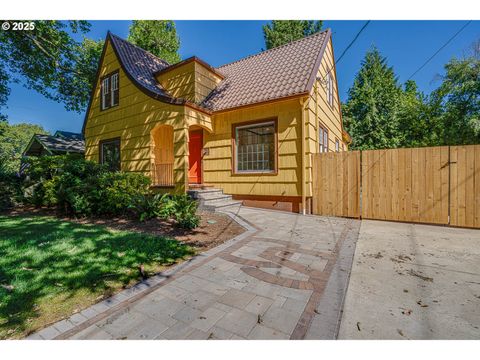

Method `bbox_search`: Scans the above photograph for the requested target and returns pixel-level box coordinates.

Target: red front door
[188,130,203,184]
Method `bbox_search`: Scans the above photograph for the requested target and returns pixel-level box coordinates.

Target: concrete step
[203,199,243,211]
[196,192,232,201]
[202,196,236,206]
[187,188,223,200]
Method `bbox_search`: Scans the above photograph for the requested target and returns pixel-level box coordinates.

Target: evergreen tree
[128,21,181,64]
[263,20,323,50]
[431,42,480,145]
[343,47,402,150]
[397,80,442,147]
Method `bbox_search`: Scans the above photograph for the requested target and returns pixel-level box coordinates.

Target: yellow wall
[156,60,222,104]
[84,40,211,193]
[203,98,303,197]
[156,61,196,102]
[85,35,345,206]
[304,38,346,197]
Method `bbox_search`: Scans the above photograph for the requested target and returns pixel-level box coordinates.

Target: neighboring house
[23,131,85,157]
[83,29,350,213]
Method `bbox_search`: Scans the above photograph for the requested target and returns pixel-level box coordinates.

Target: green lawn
[0,214,195,339]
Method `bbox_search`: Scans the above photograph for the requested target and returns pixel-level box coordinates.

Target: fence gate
[312,151,360,218]
[312,145,480,228]
[361,147,449,224]
[449,145,480,228]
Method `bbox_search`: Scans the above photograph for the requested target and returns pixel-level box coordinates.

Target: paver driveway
[29,207,360,340]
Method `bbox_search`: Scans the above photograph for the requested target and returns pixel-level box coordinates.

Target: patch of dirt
[6,207,245,251]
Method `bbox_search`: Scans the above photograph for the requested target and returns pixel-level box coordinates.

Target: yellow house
[83,29,350,214]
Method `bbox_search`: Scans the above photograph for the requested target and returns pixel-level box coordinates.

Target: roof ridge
[217,28,330,70]
[108,32,170,67]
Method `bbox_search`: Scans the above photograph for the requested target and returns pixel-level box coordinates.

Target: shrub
[97,171,151,216]
[129,193,166,222]
[0,170,22,211]
[20,155,201,229]
[171,194,200,229]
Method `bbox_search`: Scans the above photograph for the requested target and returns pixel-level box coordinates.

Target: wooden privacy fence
[312,151,360,218]
[312,145,480,228]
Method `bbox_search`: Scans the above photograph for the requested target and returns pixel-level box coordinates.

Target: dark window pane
[101,139,121,171]
[236,122,275,172]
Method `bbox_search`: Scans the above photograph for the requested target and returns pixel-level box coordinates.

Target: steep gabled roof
[83,29,332,133]
[108,33,174,101]
[24,134,85,156]
[202,29,331,111]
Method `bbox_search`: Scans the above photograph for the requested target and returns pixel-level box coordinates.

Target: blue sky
[4,20,480,133]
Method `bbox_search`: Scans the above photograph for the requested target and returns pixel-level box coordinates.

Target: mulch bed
[4,207,245,251]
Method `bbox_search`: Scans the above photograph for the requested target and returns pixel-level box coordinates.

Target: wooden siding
[305,38,346,197]
[203,98,303,197]
[84,40,211,193]
[312,151,360,218]
[156,60,222,103]
[156,61,196,101]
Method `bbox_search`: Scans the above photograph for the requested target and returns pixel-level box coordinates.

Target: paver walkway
[29,207,360,340]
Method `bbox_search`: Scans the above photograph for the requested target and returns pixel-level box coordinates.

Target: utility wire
[407,20,472,80]
[320,20,371,84]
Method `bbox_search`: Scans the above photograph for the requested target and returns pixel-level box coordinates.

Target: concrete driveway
[29,207,360,340]
[338,220,480,339]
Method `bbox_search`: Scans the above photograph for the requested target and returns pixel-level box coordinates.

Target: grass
[0,214,195,339]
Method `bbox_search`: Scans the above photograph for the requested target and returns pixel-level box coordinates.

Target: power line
[336,20,371,65]
[407,20,472,80]
[320,20,371,83]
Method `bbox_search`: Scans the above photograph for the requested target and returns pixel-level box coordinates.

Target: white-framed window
[101,77,109,110]
[335,138,340,152]
[101,70,119,110]
[234,120,276,173]
[319,125,329,153]
[111,72,119,107]
[326,73,334,107]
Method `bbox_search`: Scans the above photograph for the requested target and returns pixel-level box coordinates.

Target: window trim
[100,70,120,111]
[326,73,334,108]
[231,118,278,175]
[335,138,340,152]
[99,137,121,171]
[319,124,329,153]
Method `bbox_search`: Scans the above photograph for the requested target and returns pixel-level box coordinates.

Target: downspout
[300,97,307,215]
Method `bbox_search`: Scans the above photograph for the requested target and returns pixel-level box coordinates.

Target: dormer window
[101,70,119,110]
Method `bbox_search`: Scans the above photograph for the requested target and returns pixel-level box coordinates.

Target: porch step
[187,187,243,211]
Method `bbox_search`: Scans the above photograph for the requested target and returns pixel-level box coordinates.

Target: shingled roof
[86,29,331,127]
[24,133,85,156]
[108,33,187,104]
[202,29,331,111]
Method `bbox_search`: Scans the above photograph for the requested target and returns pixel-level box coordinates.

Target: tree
[431,41,480,145]
[343,47,403,150]
[397,80,442,147]
[0,21,103,114]
[128,21,181,64]
[0,121,49,173]
[263,20,323,50]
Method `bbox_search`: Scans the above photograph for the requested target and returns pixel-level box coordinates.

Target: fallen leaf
[357,322,361,331]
